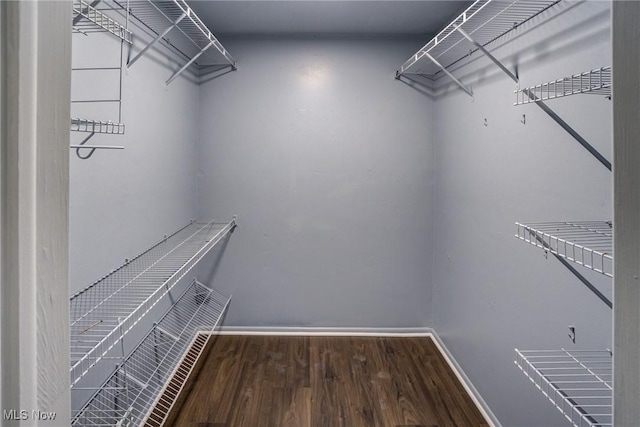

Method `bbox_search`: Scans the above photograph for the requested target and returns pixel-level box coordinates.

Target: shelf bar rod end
[424,53,473,97]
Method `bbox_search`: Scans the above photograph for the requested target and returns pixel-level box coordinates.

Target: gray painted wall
[196,37,435,328]
[431,2,612,426]
[69,29,200,291]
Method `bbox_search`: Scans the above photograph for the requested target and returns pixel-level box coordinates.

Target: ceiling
[188,1,472,36]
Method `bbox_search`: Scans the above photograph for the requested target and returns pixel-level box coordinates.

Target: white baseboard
[429,331,501,427]
[208,326,500,426]
[212,325,435,336]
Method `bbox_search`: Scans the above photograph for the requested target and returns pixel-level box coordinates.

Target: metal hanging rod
[73,0,132,43]
[123,0,236,85]
[69,218,237,387]
[515,349,612,427]
[515,221,613,278]
[72,280,231,427]
[396,0,560,89]
[515,67,612,105]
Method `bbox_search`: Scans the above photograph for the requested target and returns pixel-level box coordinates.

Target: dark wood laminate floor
[168,335,489,427]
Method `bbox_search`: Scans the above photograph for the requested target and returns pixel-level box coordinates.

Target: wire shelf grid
[515,221,613,278]
[72,280,230,427]
[515,67,612,105]
[73,0,132,43]
[71,118,126,135]
[70,218,236,386]
[396,0,560,78]
[121,0,235,83]
[515,349,612,427]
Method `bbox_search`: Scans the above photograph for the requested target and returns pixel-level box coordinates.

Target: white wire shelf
[72,280,230,427]
[70,218,236,387]
[396,0,560,80]
[73,0,133,43]
[515,221,613,278]
[515,67,612,105]
[71,118,126,135]
[515,349,612,427]
[122,0,236,85]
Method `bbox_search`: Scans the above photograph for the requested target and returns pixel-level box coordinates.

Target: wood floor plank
[170,335,488,427]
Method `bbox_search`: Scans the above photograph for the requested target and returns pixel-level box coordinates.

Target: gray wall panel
[197,37,435,328]
[432,2,613,426]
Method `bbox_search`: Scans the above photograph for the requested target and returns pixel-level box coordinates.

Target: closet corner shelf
[515,349,612,427]
[72,279,230,427]
[395,0,560,83]
[515,66,612,106]
[515,221,613,278]
[72,0,132,43]
[71,118,126,135]
[122,0,236,85]
[70,218,236,387]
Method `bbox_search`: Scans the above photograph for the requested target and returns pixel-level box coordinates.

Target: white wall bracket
[425,52,473,97]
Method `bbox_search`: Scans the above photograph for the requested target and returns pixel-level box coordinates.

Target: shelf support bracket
[525,92,612,171]
[424,52,473,97]
[461,23,612,171]
[128,12,187,69]
[528,230,612,308]
[456,27,519,83]
[165,40,214,85]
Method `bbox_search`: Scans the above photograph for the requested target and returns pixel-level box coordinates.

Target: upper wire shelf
[73,0,133,43]
[121,0,236,85]
[515,221,613,278]
[396,0,560,80]
[515,67,612,105]
[69,218,236,387]
[72,279,230,427]
[515,349,612,427]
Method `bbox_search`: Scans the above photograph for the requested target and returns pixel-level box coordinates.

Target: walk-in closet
[1,0,638,426]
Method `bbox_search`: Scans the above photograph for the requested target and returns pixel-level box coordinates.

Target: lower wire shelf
[70,218,236,386]
[72,280,230,427]
[515,349,612,427]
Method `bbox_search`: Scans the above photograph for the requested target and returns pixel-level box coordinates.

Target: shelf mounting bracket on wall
[127,12,187,69]
[424,52,473,97]
[124,0,237,85]
[456,27,519,84]
[166,40,214,85]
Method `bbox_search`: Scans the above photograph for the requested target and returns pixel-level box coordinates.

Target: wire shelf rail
[71,118,126,135]
[515,349,612,427]
[73,0,133,43]
[121,0,236,85]
[72,280,230,427]
[515,67,612,105]
[70,218,236,387]
[515,221,613,278]
[396,0,560,83]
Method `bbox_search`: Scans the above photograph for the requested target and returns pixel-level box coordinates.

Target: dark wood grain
[170,335,489,427]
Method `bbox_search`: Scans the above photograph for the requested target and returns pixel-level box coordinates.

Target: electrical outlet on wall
[568,326,576,344]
